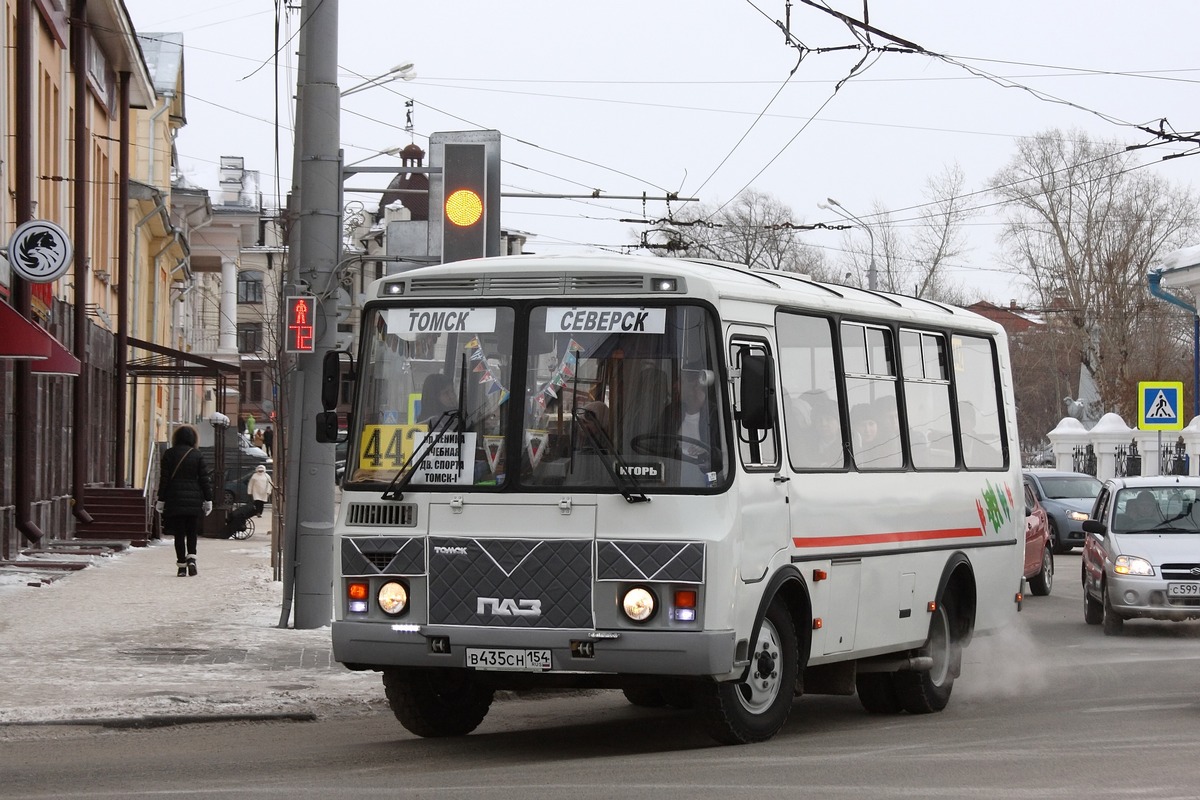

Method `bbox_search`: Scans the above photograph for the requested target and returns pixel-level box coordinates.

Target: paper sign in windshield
[411,432,478,484]
[545,308,665,334]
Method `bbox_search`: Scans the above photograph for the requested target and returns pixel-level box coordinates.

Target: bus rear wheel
[382,668,494,737]
[698,597,798,745]
[855,672,903,714]
[894,598,959,714]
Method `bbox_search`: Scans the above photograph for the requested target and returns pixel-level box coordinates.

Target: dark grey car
[1023,470,1103,554]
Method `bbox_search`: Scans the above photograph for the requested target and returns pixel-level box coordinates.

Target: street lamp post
[340,63,416,98]
[818,197,877,291]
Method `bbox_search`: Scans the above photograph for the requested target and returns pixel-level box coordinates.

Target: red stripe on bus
[792,527,984,549]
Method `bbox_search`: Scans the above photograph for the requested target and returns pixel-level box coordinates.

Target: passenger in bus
[851,403,879,453]
[806,393,844,469]
[661,365,722,470]
[419,373,457,426]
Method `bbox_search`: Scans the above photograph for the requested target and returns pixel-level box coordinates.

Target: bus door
[728,332,788,582]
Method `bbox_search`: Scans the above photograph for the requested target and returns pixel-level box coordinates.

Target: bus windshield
[521,304,728,491]
[348,306,517,487]
[345,302,729,492]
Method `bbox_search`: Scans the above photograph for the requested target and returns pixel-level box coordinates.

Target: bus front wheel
[382,668,494,737]
[698,597,798,745]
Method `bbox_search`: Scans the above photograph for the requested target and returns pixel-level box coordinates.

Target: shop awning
[0,301,82,375]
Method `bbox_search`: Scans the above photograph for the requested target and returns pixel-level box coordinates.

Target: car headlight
[1068,511,1089,522]
[1113,555,1154,576]
[621,586,656,622]
[378,581,409,616]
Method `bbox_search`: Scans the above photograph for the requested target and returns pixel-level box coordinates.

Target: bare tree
[989,128,1199,418]
[827,164,975,304]
[647,189,831,279]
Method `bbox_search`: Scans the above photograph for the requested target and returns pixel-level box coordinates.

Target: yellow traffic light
[445,188,483,227]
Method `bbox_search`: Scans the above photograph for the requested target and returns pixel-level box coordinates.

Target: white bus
[328,253,1024,744]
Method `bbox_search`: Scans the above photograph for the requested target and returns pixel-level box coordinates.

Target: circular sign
[8,219,73,283]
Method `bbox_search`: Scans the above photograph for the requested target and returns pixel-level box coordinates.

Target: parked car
[1082,476,1200,635]
[1023,470,1103,553]
[238,432,269,461]
[1023,481,1053,596]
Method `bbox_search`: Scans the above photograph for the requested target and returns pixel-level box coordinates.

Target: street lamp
[340,63,417,98]
[818,197,877,291]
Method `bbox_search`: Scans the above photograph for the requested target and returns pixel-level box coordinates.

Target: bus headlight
[378,581,409,616]
[622,586,656,622]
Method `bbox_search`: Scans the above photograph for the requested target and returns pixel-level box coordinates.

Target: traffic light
[442,143,487,263]
[432,131,501,264]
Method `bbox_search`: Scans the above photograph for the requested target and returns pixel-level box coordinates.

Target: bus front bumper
[332,620,739,677]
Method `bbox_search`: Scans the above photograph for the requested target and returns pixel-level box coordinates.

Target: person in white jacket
[247,464,274,518]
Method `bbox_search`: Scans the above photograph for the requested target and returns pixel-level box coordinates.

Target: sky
[119,0,1200,303]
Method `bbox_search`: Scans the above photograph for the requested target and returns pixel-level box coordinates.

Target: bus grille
[404,273,655,298]
[428,537,593,628]
[342,537,425,576]
[596,540,705,583]
[345,502,417,527]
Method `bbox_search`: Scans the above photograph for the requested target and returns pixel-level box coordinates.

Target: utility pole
[284,0,339,628]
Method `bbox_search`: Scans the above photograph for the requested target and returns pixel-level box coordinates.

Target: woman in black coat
[156,425,214,576]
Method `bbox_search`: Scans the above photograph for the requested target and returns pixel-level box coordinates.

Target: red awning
[0,301,81,375]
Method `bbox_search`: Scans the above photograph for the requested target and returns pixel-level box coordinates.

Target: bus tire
[855,672,903,714]
[382,668,494,737]
[698,597,798,745]
[622,685,667,708]
[894,598,959,714]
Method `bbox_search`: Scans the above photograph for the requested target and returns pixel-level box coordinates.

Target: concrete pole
[288,0,339,628]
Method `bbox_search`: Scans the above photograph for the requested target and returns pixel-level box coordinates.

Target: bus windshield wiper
[575,407,649,504]
[381,410,459,501]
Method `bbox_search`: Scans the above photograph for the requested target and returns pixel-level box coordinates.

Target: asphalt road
[5,551,1199,800]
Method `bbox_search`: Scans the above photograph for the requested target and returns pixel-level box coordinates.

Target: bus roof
[365,253,1001,335]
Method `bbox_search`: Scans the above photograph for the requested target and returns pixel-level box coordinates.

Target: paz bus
[327,253,1024,745]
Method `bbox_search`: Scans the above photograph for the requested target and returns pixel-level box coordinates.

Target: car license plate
[465,648,552,671]
[1167,582,1200,597]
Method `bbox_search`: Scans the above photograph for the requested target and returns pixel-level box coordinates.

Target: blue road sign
[1138,381,1184,431]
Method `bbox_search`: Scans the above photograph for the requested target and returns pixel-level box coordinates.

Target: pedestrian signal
[285,295,316,353]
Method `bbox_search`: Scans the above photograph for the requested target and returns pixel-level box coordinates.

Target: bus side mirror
[315,411,339,443]
[739,352,775,431]
[317,350,354,443]
[321,350,342,411]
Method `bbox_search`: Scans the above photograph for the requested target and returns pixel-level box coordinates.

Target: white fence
[1045,413,1200,479]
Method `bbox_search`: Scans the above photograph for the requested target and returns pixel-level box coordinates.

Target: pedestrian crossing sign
[1138,381,1184,431]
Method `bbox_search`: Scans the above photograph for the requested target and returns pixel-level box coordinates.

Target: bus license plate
[465,648,552,671]
[1167,582,1200,597]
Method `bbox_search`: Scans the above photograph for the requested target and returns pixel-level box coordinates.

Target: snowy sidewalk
[0,508,382,727]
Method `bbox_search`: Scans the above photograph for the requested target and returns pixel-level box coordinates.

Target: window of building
[237,322,263,354]
[238,270,264,304]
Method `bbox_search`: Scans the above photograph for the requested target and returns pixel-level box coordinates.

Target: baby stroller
[224,502,257,540]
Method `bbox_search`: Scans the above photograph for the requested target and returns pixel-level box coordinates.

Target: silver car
[1082,476,1200,635]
